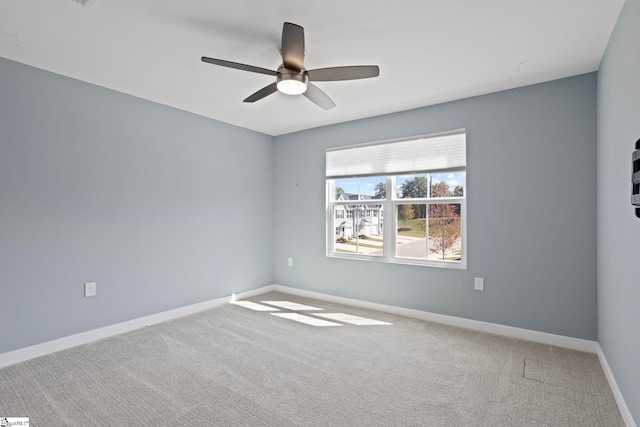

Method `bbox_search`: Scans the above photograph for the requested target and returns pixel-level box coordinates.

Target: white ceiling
[0,0,624,136]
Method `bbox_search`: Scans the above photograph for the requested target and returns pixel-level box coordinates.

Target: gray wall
[598,0,640,422]
[273,73,598,340]
[0,58,274,353]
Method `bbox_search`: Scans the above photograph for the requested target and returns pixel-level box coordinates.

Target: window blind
[326,131,466,179]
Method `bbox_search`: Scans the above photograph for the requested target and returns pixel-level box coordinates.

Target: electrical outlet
[287,258,293,267]
[474,277,484,291]
[84,282,97,297]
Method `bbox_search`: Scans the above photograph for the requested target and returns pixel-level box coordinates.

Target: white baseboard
[271,284,598,353]
[0,285,275,369]
[596,343,637,427]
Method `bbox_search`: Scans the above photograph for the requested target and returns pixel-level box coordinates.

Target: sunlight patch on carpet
[312,313,392,326]
[271,313,342,326]
[261,301,323,311]
[232,301,281,311]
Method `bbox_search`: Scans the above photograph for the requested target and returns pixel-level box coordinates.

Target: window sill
[327,252,467,269]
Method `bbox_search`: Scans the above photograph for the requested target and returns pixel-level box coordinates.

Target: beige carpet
[0,291,624,426]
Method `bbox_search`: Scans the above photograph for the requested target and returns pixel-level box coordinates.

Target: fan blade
[303,83,336,110]
[243,82,278,103]
[307,65,380,82]
[201,57,276,76]
[281,22,305,71]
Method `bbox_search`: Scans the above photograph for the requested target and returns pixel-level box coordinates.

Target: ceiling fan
[201,22,380,110]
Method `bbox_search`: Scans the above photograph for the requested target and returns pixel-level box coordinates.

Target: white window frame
[326,131,467,269]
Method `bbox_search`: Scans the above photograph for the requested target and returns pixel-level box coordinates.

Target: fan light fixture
[277,79,307,95]
[276,66,308,95]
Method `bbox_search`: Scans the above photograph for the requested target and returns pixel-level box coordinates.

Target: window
[326,130,466,268]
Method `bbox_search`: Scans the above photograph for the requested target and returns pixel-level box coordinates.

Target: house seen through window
[326,130,466,268]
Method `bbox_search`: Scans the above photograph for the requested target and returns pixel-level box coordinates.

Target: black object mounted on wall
[633,139,640,218]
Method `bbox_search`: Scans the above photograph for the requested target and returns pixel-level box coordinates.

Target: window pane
[396,204,427,259]
[396,174,430,199]
[334,176,386,200]
[427,203,462,261]
[430,172,465,198]
[396,172,465,199]
[396,203,462,262]
[334,205,384,256]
